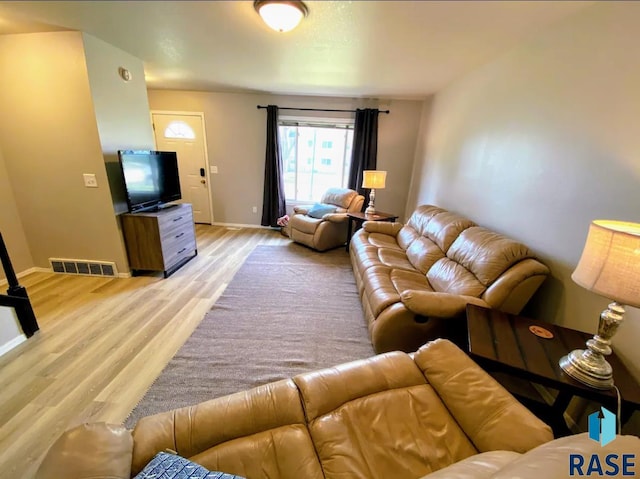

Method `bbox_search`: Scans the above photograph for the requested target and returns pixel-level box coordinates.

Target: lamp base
[559,349,614,389]
[365,189,376,215]
[558,301,625,390]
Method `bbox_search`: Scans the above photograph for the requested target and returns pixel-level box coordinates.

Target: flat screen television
[118,150,181,212]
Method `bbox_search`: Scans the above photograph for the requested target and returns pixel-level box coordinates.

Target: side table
[466,304,640,436]
[346,211,398,252]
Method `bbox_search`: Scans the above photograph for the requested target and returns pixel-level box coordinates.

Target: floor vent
[49,258,118,277]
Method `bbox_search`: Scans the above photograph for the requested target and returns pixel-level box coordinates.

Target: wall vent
[49,258,118,277]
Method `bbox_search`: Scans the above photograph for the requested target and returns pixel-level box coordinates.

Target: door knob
[201,179,206,184]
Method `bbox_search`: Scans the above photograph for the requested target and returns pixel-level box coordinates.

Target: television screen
[118,150,181,212]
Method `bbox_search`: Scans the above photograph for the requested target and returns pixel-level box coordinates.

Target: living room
[1,1,639,478]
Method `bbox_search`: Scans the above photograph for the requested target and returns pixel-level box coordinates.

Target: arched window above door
[164,121,196,139]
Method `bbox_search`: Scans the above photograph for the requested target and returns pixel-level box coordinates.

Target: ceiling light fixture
[254,0,308,33]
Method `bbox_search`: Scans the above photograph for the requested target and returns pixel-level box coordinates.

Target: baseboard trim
[0,334,27,357]
[0,267,49,287]
[211,222,278,230]
[1,266,130,284]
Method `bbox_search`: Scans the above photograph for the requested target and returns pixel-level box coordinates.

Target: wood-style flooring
[0,225,289,479]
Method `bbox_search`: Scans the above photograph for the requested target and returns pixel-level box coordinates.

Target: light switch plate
[210,165,218,174]
[83,174,98,188]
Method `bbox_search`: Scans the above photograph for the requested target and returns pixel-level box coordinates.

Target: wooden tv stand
[121,203,197,278]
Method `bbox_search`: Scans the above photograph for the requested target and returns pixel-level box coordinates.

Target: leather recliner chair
[289,187,364,251]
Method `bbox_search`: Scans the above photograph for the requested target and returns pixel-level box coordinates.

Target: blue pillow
[134,452,245,479]
[307,203,337,219]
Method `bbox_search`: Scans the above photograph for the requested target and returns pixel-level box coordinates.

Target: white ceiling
[0,1,593,99]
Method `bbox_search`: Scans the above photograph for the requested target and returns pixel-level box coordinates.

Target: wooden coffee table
[345,211,398,252]
[466,304,640,434]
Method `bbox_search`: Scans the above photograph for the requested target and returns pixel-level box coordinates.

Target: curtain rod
[257,105,390,114]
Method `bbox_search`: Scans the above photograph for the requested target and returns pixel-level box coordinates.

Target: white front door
[152,113,213,224]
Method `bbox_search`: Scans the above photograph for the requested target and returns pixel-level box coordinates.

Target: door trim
[150,110,214,224]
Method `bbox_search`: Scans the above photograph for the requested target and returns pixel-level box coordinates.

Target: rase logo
[589,406,616,447]
[569,407,636,477]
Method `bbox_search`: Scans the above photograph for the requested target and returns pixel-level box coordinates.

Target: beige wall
[409,2,640,379]
[0,32,128,272]
[148,90,423,224]
[83,33,155,215]
[0,145,33,280]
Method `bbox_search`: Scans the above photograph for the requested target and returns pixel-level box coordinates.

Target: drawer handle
[173,216,183,222]
[175,232,185,239]
[178,248,187,254]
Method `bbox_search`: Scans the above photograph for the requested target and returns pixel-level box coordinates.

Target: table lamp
[362,170,387,215]
[559,220,640,389]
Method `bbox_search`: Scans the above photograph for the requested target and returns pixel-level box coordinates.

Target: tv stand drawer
[121,203,196,277]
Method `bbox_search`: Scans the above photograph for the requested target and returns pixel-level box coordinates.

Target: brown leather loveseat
[349,205,550,353]
[36,339,640,479]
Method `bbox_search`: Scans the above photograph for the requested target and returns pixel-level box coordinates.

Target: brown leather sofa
[349,205,550,353]
[36,339,639,479]
[289,188,364,251]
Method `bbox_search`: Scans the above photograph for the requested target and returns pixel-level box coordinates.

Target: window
[279,118,354,202]
[163,121,195,139]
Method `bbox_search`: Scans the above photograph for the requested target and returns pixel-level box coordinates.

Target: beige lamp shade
[362,170,387,189]
[572,220,640,308]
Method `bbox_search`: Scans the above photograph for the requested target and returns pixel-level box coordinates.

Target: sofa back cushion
[293,352,478,479]
[397,206,538,298]
[414,340,553,454]
[131,379,324,479]
[321,187,358,209]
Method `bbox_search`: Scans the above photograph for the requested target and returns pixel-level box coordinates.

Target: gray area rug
[125,243,373,427]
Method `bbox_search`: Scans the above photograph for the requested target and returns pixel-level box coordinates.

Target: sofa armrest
[400,290,489,318]
[362,221,403,236]
[323,212,348,223]
[293,206,310,215]
[414,339,553,454]
[36,423,133,479]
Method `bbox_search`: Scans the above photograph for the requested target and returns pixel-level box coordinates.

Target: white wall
[409,2,640,380]
[0,306,26,357]
[148,90,424,225]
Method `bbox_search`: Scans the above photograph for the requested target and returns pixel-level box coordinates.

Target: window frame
[278,115,354,205]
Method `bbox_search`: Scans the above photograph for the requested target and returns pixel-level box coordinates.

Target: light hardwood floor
[0,225,289,479]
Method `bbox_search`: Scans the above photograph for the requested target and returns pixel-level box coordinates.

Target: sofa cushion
[307,203,337,219]
[390,268,432,294]
[447,227,533,286]
[364,231,404,250]
[362,265,403,317]
[321,187,357,209]
[414,340,553,454]
[427,258,487,297]
[378,247,416,271]
[294,352,478,479]
[289,214,323,235]
[405,236,446,274]
[131,379,324,479]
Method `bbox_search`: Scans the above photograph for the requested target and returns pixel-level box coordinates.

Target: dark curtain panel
[348,108,379,198]
[261,105,286,227]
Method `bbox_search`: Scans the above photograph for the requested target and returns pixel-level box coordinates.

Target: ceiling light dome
[254,0,308,33]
